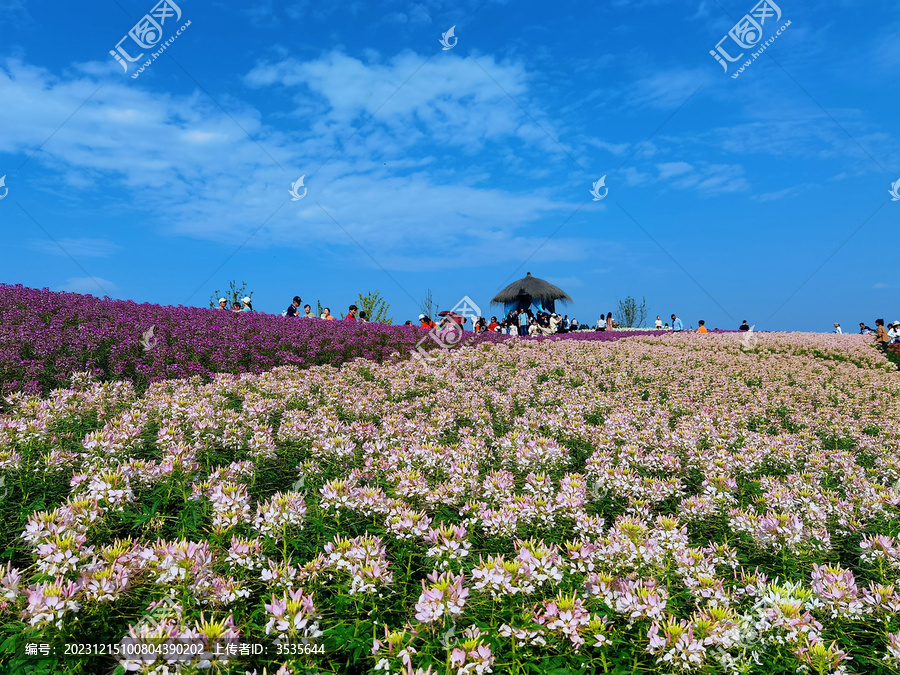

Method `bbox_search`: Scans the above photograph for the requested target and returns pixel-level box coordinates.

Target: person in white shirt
[888,321,900,342]
[655,316,663,329]
[832,323,842,334]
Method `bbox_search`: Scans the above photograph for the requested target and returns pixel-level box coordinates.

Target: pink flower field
[1,332,899,674]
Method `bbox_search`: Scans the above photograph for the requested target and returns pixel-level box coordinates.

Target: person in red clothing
[488,316,499,332]
[345,304,358,321]
[419,314,435,329]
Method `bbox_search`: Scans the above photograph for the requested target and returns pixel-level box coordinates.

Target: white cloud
[626,69,712,109]
[621,166,653,186]
[873,282,897,290]
[243,50,551,152]
[546,275,583,289]
[621,161,747,194]
[583,138,631,156]
[657,162,693,180]
[28,237,120,258]
[0,56,599,271]
[0,48,754,274]
[753,184,809,202]
[59,277,117,295]
[656,162,748,195]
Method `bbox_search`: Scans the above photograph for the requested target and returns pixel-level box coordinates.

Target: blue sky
[0,0,897,331]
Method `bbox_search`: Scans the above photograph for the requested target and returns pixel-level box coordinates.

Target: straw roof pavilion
[491,272,573,314]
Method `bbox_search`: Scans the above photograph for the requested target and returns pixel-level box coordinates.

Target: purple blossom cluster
[0,285,498,395]
[0,285,656,395]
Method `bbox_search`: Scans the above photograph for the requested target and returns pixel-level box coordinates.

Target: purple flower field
[0,285,432,395]
[0,285,669,396]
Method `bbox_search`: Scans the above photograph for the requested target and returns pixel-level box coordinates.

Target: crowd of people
[277,297,370,322]
[408,309,592,336]
[837,319,900,345]
[650,315,753,333]
[235,295,898,347]
[217,297,253,313]
[270,297,756,337]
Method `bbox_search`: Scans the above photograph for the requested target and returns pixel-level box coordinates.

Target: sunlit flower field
[1,332,899,674]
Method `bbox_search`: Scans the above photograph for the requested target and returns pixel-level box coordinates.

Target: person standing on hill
[697,320,708,334]
[218,298,229,311]
[888,321,900,343]
[302,304,315,318]
[285,296,301,317]
[739,320,750,331]
[655,315,663,329]
[671,314,683,332]
[322,308,335,321]
[832,323,842,334]
[875,319,890,346]
[345,305,358,321]
[606,312,614,331]
[518,309,529,336]
[240,297,253,312]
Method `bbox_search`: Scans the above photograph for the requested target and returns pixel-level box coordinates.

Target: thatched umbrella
[491,272,573,314]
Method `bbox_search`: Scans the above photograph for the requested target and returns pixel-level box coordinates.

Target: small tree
[210,281,253,309]
[420,289,438,320]
[615,296,648,328]
[358,290,392,324]
[316,300,324,318]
